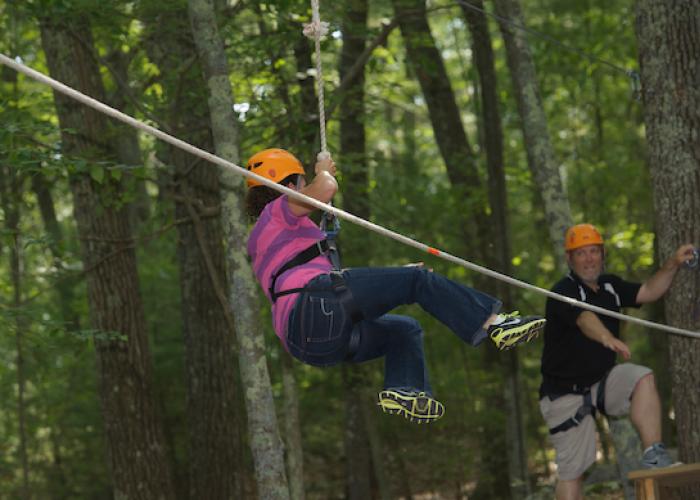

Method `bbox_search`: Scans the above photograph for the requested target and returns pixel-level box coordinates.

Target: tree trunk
[138,2,243,497]
[293,32,321,169]
[280,354,306,500]
[493,0,573,266]
[636,3,700,498]
[30,174,81,330]
[338,2,376,498]
[39,15,176,499]
[343,366,372,500]
[463,4,530,497]
[187,1,290,498]
[391,0,490,263]
[1,165,30,499]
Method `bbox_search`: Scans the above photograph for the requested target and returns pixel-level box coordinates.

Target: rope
[1,52,698,340]
[303,0,329,156]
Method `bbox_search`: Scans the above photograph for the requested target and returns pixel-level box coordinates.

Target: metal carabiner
[685,248,699,269]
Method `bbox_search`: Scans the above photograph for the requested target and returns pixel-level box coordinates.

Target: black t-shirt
[540,273,642,391]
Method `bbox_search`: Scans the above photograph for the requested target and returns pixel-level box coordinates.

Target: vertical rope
[304,0,329,157]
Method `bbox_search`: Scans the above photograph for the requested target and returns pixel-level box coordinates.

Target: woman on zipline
[246,148,546,423]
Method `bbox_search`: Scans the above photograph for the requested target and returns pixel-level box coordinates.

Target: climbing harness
[320,212,342,270]
[2,53,699,340]
[544,369,611,435]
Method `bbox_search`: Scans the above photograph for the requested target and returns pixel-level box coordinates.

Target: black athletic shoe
[488,311,545,351]
[377,389,445,424]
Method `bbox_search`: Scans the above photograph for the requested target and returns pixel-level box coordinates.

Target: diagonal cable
[1,53,697,339]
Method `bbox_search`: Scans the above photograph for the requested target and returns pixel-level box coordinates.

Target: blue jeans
[286,267,501,394]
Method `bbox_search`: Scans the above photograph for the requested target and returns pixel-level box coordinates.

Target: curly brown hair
[245,174,300,218]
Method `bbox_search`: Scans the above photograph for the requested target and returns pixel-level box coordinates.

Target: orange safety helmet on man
[564,224,604,251]
[246,148,306,188]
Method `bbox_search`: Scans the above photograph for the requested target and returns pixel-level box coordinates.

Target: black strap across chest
[269,239,332,302]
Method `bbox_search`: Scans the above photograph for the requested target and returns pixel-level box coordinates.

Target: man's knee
[633,372,657,398]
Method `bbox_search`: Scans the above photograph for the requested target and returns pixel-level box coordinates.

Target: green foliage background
[0,0,671,498]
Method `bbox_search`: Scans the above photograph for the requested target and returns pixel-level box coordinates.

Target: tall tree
[391,0,490,264]
[338,1,376,499]
[187,0,291,498]
[494,2,641,496]
[38,14,176,499]
[1,163,30,500]
[462,2,530,497]
[492,0,572,266]
[137,1,242,496]
[636,1,700,493]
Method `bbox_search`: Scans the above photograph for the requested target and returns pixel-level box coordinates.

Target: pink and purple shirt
[247,196,332,345]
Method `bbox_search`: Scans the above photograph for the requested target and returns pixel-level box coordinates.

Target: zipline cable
[1,52,698,340]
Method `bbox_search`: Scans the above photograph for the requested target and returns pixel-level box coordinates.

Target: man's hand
[673,243,697,268]
[637,243,697,303]
[601,334,631,360]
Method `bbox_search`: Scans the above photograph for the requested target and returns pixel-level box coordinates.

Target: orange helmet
[245,148,305,188]
[565,224,604,251]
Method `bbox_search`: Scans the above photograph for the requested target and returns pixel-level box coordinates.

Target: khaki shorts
[539,363,652,481]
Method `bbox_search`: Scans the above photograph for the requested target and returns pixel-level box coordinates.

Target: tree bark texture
[280,354,306,500]
[462,6,531,497]
[1,166,30,498]
[493,0,572,268]
[39,16,176,500]
[636,0,700,486]
[338,4,380,498]
[187,1,291,498]
[139,2,243,497]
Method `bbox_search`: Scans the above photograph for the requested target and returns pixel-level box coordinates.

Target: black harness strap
[269,240,331,302]
[549,389,596,435]
[548,369,611,435]
[270,239,364,360]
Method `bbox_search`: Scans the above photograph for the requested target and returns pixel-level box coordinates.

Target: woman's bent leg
[349,314,432,394]
[342,267,501,346]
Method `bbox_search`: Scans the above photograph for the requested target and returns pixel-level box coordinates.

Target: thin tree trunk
[343,366,372,500]
[338,2,375,498]
[138,3,242,496]
[293,32,321,169]
[187,1,290,498]
[1,167,30,499]
[493,0,573,267]
[30,174,81,331]
[280,355,306,500]
[39,15,177,499]
[360,393,392,500]
[462,4,530,497]
[391,0,490,264]
[636,3,700,499]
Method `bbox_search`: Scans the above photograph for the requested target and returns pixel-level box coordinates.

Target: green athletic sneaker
[377,389,445,424]
[488,311,545,351]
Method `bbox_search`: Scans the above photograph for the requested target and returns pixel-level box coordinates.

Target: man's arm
[576,311,631,360]
[636,244,696,303]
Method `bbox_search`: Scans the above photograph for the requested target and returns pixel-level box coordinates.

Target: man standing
[539,223,695,500]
